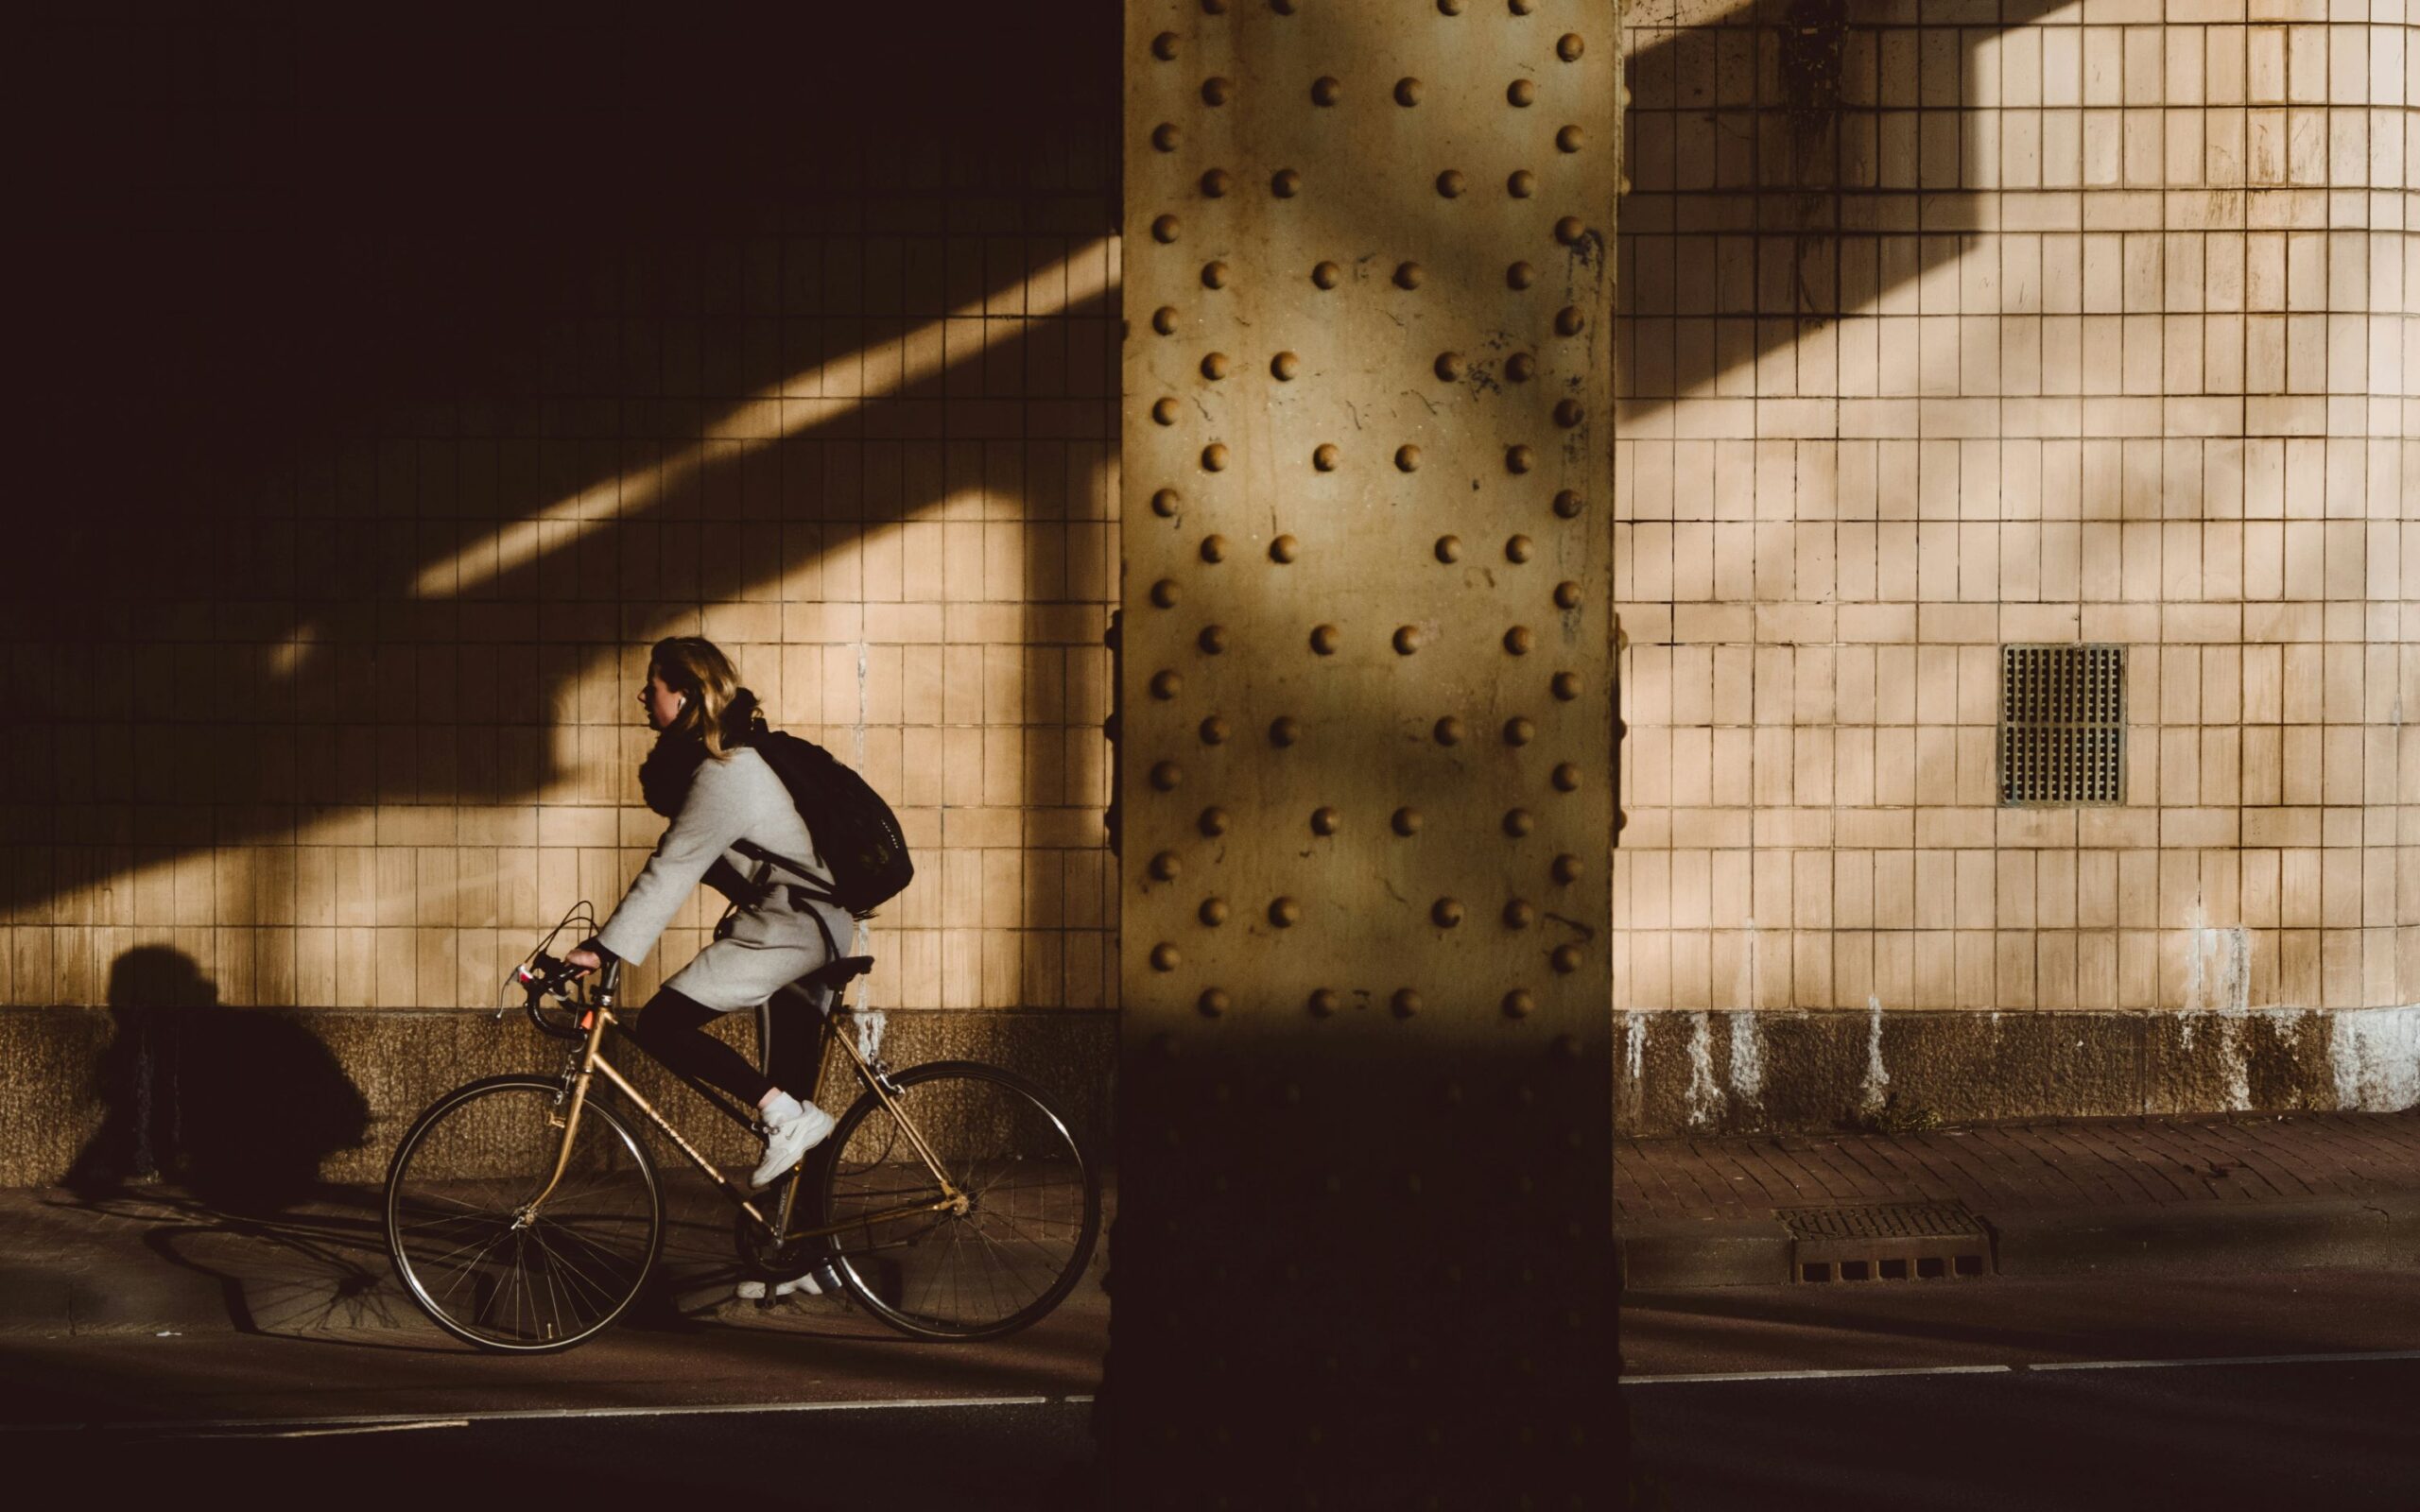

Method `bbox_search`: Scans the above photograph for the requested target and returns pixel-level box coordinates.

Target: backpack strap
[733,838,856,936]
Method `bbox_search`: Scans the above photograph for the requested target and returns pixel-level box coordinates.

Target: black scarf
[637,686,764,816]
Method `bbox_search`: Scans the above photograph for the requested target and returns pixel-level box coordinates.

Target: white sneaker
[749,1103,834,1189]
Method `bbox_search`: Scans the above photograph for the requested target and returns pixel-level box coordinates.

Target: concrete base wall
[0,1005,1117,1192]
[1616,1004,2420,1137]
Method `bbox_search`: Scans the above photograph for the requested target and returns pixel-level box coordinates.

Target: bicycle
[382,910,1101,1353]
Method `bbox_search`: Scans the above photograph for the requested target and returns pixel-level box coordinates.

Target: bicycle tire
[818,1060,1099,1341]
[385,1074,663,1353]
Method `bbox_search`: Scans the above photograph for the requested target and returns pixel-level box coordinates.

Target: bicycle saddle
[798,954,874,993]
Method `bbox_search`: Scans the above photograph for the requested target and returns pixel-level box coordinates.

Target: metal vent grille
[1999,644,2125,805]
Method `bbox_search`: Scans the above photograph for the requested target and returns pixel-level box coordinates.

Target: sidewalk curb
[1618,1194,2420,1291]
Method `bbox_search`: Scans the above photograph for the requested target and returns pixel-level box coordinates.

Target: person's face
[638,667,686,732]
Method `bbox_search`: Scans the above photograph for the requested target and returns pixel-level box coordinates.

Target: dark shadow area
[67,946,369,1214]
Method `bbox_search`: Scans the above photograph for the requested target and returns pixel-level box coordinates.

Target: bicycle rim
[385,1076,663,1352]
[820,1061,1099,1341]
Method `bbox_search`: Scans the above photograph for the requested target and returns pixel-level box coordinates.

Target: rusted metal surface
[1112,0,1625,1499]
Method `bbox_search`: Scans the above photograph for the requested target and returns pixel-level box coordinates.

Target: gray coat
[595,746,855,1013]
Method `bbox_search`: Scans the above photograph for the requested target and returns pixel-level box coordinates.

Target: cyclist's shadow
[59,945,401,1340]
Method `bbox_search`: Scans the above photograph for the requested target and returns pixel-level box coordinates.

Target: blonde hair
[648,636,749,757]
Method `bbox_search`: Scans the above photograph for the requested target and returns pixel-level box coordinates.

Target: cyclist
[564,635,850,1190]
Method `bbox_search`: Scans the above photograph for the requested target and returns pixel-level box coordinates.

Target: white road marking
[0,1395,1063,1435]
[1625,1349,2420,1385]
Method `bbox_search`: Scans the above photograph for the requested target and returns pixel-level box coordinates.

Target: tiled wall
[0,18,1123,1041]
[1612,1,2415,1036]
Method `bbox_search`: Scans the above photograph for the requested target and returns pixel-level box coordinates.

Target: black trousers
[631,984,822,1113]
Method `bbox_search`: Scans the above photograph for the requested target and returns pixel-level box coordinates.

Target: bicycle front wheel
[385,1075,663,1352]
[820,1060,1099,1341]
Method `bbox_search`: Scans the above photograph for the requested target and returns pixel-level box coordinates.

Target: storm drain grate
[1998,644,2125,806]
[1778,1202,1994,1283]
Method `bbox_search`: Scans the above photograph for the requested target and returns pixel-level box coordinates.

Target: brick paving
[1615,1110,2420,1224]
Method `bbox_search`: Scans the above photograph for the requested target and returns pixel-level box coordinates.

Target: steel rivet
[1201,77,1235,106]
[1503,807,1533,836]
[1270,534,1300,563]
[1271,167,1302,198]
[1431,898,1464,928]
[1271,351,1302,380]
[1270,897,1303,927]
[1395,77,1424,106]
[1434,534,1462,563]
[1552,489,1583,518]
[1439,0,1464,11]
[1506,534,1535,563]
[1553,215,1585,245]
[1504,716,1535,745]
[1309,623,1340,654]
[1550,671,1581,699]
[1551,853,1582,884]
[1150,761,1184,792]
[1552,1032,1579,1059]
[1150,850,1183,881]
[1198,988,1229,1017]
[1508,169,1536,198]
[1392,625,1423,655]
[1201,443,1229,471]
[1433,716,1464,746]
[1392,988,1421,1018]
[1310,75,1340,105]
[1150,942,1183,971]
[1555,305,1583,335]
[1310,261,1340,289]
[1554,580,1581,610]
[1557,32,1584,61]
[1151,487,1182,517]
[1395,262,1425,290]
[1202,0,1227,12]
[1511,0,1536,12]
[1151,397,1180,425]
[1152,214,1182,243]
[1312,443,1339,472]
[1551,944,1582,974]
[1269,716,1301,747]
[1551,762,1580,791]
[1199,806,1230,836]
[1200,534,1228,563]
[1198,716,1229,745]
[1434,352,1465,381]
[1507,78,1535,107]
[1392,807,1424,835]
[1201,352,1230,380]
[1507,261,1535,289]
[1198,624,1228,654]
[1150,31,1180,60]
[1395,444,1422,472]
[1435,169,1466,198]
[1200,167,1232,197]
[1556,125,1583,152]
[1271,0,1296,12]
[1503,989,1535,1019]
[1504,899,1536,927]
[1505,626,1534,655]
[1507,352,1536,382]
[1505,444,1535,473]
[1308,988,1339,1016]
[1554,398,1585,427]
[1150,577,1181,609]
[1200,897,1229,925]
[1310,806,1340,835]
[1152,306,1180,335]
[1201,261,1230,289]
[1150,670,1183,699]
[1152,123,1181,152]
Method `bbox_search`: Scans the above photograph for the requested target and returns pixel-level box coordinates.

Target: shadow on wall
[65,947,369,1214]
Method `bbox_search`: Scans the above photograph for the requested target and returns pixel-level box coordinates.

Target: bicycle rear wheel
[819,1060,1099,1341]
[385,1075,662,1352]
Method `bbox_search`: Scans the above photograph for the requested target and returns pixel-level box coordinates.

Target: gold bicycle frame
[518,974,966,1249]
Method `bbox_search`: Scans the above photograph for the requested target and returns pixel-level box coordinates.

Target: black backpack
[732,730,914,919]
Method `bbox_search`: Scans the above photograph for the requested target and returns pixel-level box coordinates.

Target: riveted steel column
[1114,2,1623,1502]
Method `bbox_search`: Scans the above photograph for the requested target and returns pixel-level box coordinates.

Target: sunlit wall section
[1610,0,2416,1129]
